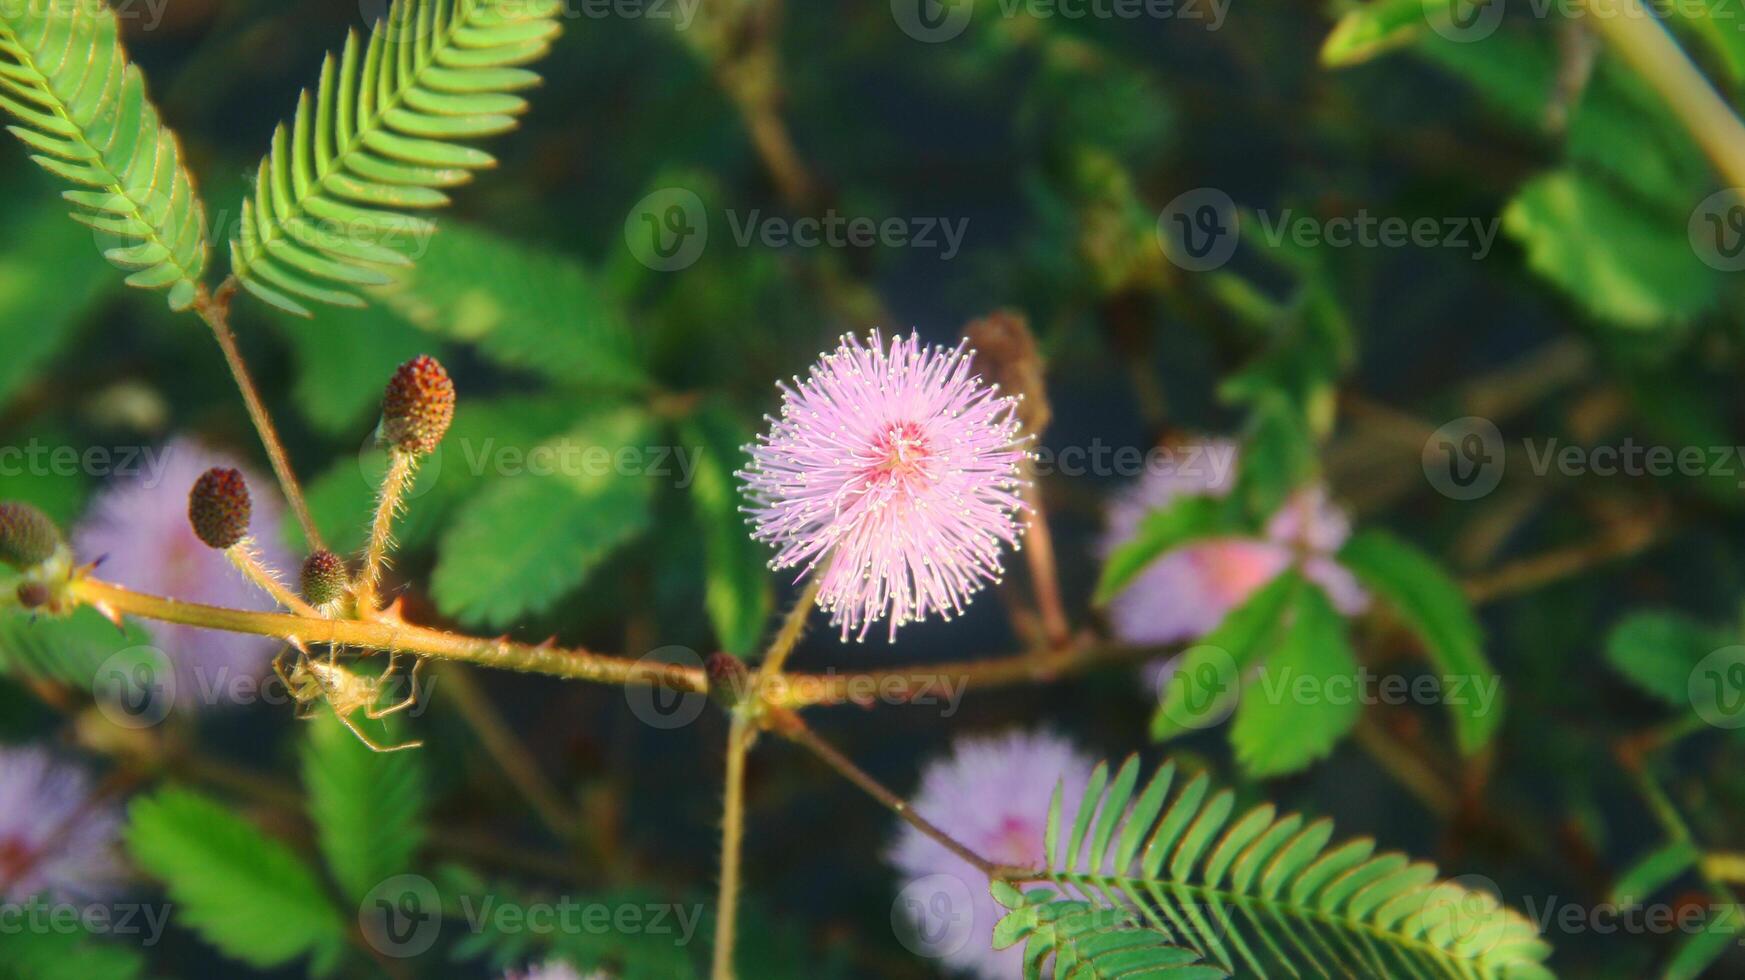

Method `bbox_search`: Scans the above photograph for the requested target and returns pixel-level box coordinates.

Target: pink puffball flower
[887,730,1097,980]
[0,745,125,903]
[74,437,293,712]
[740,331,1030,641]
[1101,441,1368,649]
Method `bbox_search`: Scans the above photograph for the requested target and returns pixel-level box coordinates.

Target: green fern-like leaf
[993,885,1226,978]
[1027,756,1555,979]
[0,1,209,309]
[301,711,429,903]
[231,0,562,317]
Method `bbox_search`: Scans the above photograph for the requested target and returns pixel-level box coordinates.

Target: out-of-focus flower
[740,330,1030,641]
[501,962,605,980]
[1101,440,1368,649]
[887,730,1096,980]
[74,438,292,711]
[0,745,124,902]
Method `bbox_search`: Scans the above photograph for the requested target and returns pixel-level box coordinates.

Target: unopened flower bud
[380,355,455,455]
[300,550,348,606]
[705,651,752,709]
[965,309,1051,436]
[16,581,50,609]
[0,501,63,570]
[188,468,251,549]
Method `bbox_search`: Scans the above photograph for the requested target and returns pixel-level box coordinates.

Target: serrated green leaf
[125,789,346,970]
[432,408,656,627]
[1153,571,1302,742]
[1338,529,1503,755]
[301,711,428,903]
[369,222,646,389]
[0,1,209,307]
[1232,584,1362,777]
[0,928,148,980]
[1604,610,1725,707]
[1095,495,1243,606]
[679,405,770,655]
[0,606,155,689]
[1503,170,1717,330]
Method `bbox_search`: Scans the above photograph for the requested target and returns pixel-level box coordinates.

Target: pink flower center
[0,836,34,886]
[865,421,936,487]
[986,815,1042,866]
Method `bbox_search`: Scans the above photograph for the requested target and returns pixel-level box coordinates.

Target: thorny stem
[758,576,821,682]
[356,449,418,614]
[192,280,325,553]
[712,713,754,980]
[225,540,320,619]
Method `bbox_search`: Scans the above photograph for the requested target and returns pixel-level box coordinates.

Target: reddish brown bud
[706,651,752,709]
[965,309,1051,436]
[300,550,348,606]
[16,581,50,609]
[188,468,251,549]
[381,355,455,455]
[0,501,61,570]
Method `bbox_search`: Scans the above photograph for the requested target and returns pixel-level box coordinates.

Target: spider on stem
[272,645,426,753]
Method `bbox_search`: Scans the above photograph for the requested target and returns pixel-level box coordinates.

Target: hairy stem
[225,540,320,619]
[1021,478,1072,651]
[193,281,325,552]
[712,713,754,980]
[759,576,821,681]
[1580,0,1745,188]
[355,449,418,613]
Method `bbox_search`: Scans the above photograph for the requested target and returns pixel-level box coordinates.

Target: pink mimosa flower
[0,746,125,903]
[1102,442,1368,650]
[740,331,1030,641]
[887,730,1098,980]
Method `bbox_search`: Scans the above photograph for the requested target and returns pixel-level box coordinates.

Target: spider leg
[367,657,424,719]
[335,708,423,753]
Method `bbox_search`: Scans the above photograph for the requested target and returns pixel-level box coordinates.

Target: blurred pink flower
[741,331,1029,641]
[1101,442,1368,650]
[74,437,292,711]
[887,730,1096,980]
[0,746,125,902]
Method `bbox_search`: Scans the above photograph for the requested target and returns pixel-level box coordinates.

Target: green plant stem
[355,448,417,614]
[712,713,754,980]
[1580,0,1745,189]
[758,576,821,681]
[193,282,326,552]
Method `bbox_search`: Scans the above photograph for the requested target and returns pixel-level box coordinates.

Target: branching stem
[711,713,754,980]
[224,540,320,619]
[192,280,325,553]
